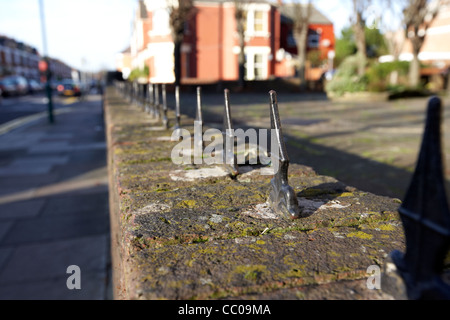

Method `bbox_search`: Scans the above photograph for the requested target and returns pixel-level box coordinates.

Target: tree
[335,27,357,67]
[351,0,371,77]
[335,25,387,68]
[403,0,438,87]
[234,0,251,89]
[380,0,408,85]
[167,0,194,86]
[287,0,313,91]
[380,0,407,60]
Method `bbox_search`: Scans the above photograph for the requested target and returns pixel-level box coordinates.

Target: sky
[0,0,135,72]
[0,0,351,72]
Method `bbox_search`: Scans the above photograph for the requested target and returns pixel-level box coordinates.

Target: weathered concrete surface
[105,88,407,300]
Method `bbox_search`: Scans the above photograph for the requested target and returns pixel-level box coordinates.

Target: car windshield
[2,78,15,85]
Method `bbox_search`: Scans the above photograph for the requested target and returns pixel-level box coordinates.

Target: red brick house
[379,0,450,89]
[123,0,335,84]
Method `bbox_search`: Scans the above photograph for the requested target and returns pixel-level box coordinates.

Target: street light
[38,0,54,124]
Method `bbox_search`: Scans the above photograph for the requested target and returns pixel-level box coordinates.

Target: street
[0,92,111,299]
[0,93,94,125]
[0,92,84,126]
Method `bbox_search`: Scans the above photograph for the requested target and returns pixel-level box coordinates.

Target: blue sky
[0,0,135,71]
[0,0,351,72]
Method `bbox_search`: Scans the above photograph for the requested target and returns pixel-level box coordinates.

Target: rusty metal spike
[387,96,450,300]
[267,90,300,220]
[223,89,239,177]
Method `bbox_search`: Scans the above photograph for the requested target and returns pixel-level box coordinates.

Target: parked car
[0,77,18,96]
[27,79,44,94]
[57,80,82,97]
[5,75,29,95]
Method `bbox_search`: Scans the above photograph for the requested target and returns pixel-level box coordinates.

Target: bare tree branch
[403,0,438,86]
[167,0,194,42]
[167,0,195,86]
[234,0,252,88]
[351,0,372,76]
[288,0,313,91]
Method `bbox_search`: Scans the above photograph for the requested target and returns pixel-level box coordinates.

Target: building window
[253,54,264,79]
[245,9,268,36]
[245,51,267,80]
[14,52,20,65]
[308,33,320,48]
[287,30,296,47]
[253,11,264,32]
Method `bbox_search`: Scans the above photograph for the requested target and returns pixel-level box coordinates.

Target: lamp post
[38,0,54,124]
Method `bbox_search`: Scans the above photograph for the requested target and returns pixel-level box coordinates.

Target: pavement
[0,93,111,300]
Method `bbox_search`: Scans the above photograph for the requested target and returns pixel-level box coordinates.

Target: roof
[194,0,273,4]
[138,0,148,19]
[121,46,131,54]
[278,3,333,25]
[191,1,332,25]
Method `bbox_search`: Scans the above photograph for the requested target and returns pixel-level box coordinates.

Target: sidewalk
[0,94,111,300]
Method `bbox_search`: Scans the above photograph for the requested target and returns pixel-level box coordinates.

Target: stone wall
[105,87,405,300]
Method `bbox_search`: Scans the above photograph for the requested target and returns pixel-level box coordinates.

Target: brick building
[400,0,450,68]
[0,35,41,80]
[121,0,335,84]
[380,0,450,88]
[0,34,74,81]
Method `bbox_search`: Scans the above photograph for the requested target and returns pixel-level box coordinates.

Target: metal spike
[195,86,204,153]
[148,83,154,117]
[130,82,133,104]
[173,85,181,129]
[267,90,300,220]
[137,84,141,109]
[162,84,169,129]
[143,83,148,113]
[154,84,161,119]
[384,96,450,300]
[144,83,149,113]
[140,84,145,111]
[223,89,239,177]
[196,86,203,124]
[127,82,132,103]
[133,82,138,107]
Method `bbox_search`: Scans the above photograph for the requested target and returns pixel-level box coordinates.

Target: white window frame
[237,46,270,81]
[244,4,270,38]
